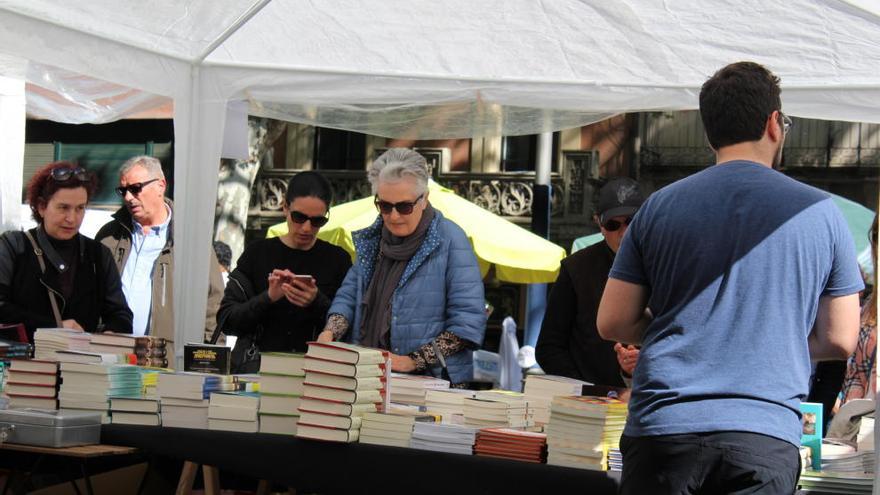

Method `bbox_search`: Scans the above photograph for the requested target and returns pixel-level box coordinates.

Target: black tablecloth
[101,425,619,494]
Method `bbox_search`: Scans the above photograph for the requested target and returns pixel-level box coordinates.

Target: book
[298,412,362,430]
[259,394,303,416]
[111,412,161,426]
[5,382,58,398]
[8,395,58,409]
[297,397,378,417]
[209,418,258,433]
[136,357,169,368]
[301,384,382,404]
[91,333,167,348]
[259,352,306,376]
[303,371,383,391]
[800,401,823,471]
[305,342,385,365]
[296,423,360,443]
[259,413,299,435]
[259,374,305,395]
[184,343,232,375]
[302,358,384,378]
[8,359,58,374]
[55,350,134,365]
[110,398,160,413]
[6,370,58,386]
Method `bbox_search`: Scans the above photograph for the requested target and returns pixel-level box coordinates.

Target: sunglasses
[50,167,89,182]
[115,178,160,197]
[290,210,329,227]
[602,217,633,232]
[375,194,424,215]
[780,112,793,134]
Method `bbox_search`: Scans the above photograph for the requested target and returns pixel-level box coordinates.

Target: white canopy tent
[1,2,880,472]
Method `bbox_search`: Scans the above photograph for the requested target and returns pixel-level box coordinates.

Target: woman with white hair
[318,148,486,385]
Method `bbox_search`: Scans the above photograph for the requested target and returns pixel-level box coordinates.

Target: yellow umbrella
[267,181,566,283]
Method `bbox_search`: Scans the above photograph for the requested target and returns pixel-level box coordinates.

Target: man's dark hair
[213,241,232,270]
[699,61,782,150]
[285,171,333,208]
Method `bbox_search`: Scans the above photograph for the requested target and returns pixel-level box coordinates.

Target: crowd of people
[0,60,876,493]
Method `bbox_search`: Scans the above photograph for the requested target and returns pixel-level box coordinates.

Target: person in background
[0,161,132,341]
[96,156,224,344]
[838,215,878,405]
[536,177,644,387]
[213,240,233,286]
[598,61,862,494]
[317,148,486,386]
[217,171,351,372]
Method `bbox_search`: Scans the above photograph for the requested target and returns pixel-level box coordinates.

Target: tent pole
[0,75,24,231]
[524,132,554,351]
[195,0,274,64]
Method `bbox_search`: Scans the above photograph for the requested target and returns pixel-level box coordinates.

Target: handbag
[221,273,264,374]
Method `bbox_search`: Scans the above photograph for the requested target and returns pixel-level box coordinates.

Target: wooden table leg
[175,461,199,495]
[202,465,220,495]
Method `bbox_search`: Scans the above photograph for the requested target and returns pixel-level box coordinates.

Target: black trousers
[619,432,801,495]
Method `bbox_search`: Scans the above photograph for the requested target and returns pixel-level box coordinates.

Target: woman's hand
[614,343,640,376]
[316,330,335,343]
[61,319,84,332]
[390,353,416,372]
[282,276,318,308]
[267,269,291,302]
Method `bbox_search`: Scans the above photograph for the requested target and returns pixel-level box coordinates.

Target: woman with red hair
[0,161,132,342]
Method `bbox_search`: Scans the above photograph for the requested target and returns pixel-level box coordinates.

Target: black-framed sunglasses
[375,194,424,215]
[290,210,329,227]
[603,217,633,232]
[115,178,160,197]
[50,167,89,182]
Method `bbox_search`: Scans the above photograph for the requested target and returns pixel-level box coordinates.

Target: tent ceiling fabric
[1,0,880,133]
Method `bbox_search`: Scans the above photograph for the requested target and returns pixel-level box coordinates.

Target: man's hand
[614,342,640,376]
[390,354,416,372]
[316,330,335,343]
[61,319,84,332]
[282,276,318,308]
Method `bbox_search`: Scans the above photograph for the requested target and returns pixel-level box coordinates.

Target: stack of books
[158,372,238,429]
[5,359,59,410]
[295,342,386,443]
[423,389,476,424]
[819,440,876,475]
[258,353,306,435]
[33,328,91,361]
[474,428,548,463]
[545,395,628,471]
[463,390,533,428]
[798,471,874,494]
[389,373,449,406]
[59,363,142,423]
[89,333,169,368]
[209,391,260,432]
[522,374,591,424]
[410,422,480,455]
[0,338,31,363]
[358,411,437,447]
[110,397,162,426]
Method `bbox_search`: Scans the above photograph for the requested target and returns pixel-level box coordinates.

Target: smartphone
[292,274,315,284]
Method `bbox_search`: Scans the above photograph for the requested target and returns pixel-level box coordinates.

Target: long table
[101,425,619,494]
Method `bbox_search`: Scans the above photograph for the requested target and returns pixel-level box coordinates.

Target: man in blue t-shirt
[597,61,863,494]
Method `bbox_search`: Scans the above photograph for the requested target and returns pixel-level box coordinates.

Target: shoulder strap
[23,230,63,328]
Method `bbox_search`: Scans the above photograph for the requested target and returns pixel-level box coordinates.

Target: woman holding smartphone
[217,172,351,372]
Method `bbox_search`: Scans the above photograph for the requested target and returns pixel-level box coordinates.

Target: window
[500,133,560,172]
[314,128,366,170]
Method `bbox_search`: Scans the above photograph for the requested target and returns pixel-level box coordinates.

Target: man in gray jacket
[96,155,224,346]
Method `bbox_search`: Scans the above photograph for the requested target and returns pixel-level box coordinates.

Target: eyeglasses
[115,178,159,197]
[290,210,329,227]
[602,217,633,232]
[375,194,424,215]
[780,112,793,135]
[50,167,89,182]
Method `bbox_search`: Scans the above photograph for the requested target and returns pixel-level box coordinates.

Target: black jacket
[0,227,133,342]
[536,240,625,387]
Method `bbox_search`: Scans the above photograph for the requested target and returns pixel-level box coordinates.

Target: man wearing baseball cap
[536,177,644,387]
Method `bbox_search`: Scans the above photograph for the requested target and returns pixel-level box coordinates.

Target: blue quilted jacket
[328,210,486,384]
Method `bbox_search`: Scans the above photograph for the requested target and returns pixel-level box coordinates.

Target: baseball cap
[597,177,644,224]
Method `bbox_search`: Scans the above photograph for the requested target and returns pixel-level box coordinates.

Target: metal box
[0,409,102,448]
